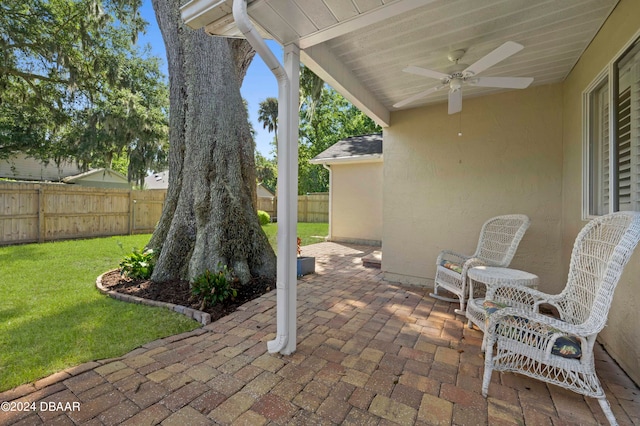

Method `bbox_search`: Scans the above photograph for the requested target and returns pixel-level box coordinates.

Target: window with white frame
[586,36,640,216]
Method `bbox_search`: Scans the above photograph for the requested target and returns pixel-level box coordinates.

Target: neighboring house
[257,182,275,199]
[310,133,382,246]
[181,0,640,383]
[0,154,82,182]
[144,171,169,189]
[63,169,131,189]
[256,182,277,218]
[0,154,130,189]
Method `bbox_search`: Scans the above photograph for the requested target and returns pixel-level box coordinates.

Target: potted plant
[296,237,315,277]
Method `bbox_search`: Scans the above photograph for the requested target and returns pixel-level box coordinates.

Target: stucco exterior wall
[383,84,564,289]
[330,161,383,245]
[562,0,640,384]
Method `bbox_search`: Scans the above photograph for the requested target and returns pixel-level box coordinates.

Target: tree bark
[148,0,276,284]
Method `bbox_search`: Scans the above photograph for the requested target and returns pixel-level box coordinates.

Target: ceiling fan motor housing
[450,78,463,91]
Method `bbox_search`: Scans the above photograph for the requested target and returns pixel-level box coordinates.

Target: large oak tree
[148,0,276,284]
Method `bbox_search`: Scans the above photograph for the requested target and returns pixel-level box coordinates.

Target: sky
[138,0,281,159]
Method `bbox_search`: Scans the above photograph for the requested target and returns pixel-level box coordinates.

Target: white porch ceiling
[181,0,619,126]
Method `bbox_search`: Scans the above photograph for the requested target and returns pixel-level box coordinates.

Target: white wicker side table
[465,266,538,349]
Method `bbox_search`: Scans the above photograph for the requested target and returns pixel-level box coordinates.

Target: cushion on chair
[440,261,463,274]
[482,300,582,359]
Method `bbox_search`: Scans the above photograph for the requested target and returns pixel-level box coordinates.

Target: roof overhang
[309,154,383,166]
[180,0,437,127]
[180,0,618,128]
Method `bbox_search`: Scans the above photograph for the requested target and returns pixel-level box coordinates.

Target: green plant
[191,263,237,309]
[257,210,271,225]
[119,248,156,279]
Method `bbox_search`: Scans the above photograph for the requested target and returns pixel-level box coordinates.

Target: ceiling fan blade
[448,90,462,114]
[471,76,534,89]
[403,66,449,80]
[393,85,445,108]
[463,41,524,76]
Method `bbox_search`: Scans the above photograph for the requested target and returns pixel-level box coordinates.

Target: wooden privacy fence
[257,192,328,223]
[298,193,328,223]
[0,182,166,246]
[0,182,329,246]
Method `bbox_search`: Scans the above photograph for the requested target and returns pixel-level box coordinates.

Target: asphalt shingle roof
[311,133,382,161]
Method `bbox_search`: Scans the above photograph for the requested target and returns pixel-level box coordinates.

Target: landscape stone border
[96,270,211,325]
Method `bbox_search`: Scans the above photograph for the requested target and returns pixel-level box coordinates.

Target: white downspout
[233,0,299,355]
[322,164,332,240]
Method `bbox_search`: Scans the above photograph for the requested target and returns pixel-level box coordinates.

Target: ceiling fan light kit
[394,41,534,114]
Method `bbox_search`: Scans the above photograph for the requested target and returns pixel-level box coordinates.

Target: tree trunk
[148,0,276,284]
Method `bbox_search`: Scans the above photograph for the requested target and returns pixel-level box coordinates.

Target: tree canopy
[298,87,381,194]
[256,81,380,194]
[0,0,168,185]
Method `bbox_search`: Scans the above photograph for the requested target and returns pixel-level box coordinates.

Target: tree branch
[0,66,69,85]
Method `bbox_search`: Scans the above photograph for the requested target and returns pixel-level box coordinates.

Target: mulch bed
[100,270,275,323]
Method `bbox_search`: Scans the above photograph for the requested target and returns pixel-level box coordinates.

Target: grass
[0,235,199,392]
[0,222,328,392]
[262,222,329,250]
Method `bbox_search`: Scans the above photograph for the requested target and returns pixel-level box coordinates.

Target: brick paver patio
[1,242,639,425]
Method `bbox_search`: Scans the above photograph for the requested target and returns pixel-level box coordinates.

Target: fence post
[128,191,134,235]
[37,184,45,243]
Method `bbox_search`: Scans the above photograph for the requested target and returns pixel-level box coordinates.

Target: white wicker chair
[429,214,530,314]
[482,212,640,426]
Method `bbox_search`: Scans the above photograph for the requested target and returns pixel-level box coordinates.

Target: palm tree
[257,97,279,145]
[257,67,324,146]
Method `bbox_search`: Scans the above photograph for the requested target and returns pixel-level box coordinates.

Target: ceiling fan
[393,41,534,114]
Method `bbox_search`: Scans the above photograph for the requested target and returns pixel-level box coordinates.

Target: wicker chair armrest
[461,257,486,274]
[489,308,584,333]
[487,308,590,362]
[484,283,540,311]
[436,250,470,265]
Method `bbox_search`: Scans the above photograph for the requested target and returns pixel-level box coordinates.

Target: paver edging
[96,270,211,326]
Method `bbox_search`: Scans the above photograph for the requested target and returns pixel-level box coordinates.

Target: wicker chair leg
[454,299,466,316]
[429,292,459,304]
[597,397,619,426]
[481,347,494,397]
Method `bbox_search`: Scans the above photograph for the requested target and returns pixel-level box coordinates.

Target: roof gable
[62,168,128,184]
[311,133,382,164]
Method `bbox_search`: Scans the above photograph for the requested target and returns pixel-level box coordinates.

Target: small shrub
[257,210,271,225]
[191,263,237,309]
[119,248,156,280]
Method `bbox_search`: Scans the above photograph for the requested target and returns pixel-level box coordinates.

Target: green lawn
[0,222,328,392]
[261,222,329,249]
[0,235,199,392]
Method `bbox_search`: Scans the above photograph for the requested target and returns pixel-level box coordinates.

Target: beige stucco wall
[329,161,383,245]
[383,84,564,290]
[562,0,640,385]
